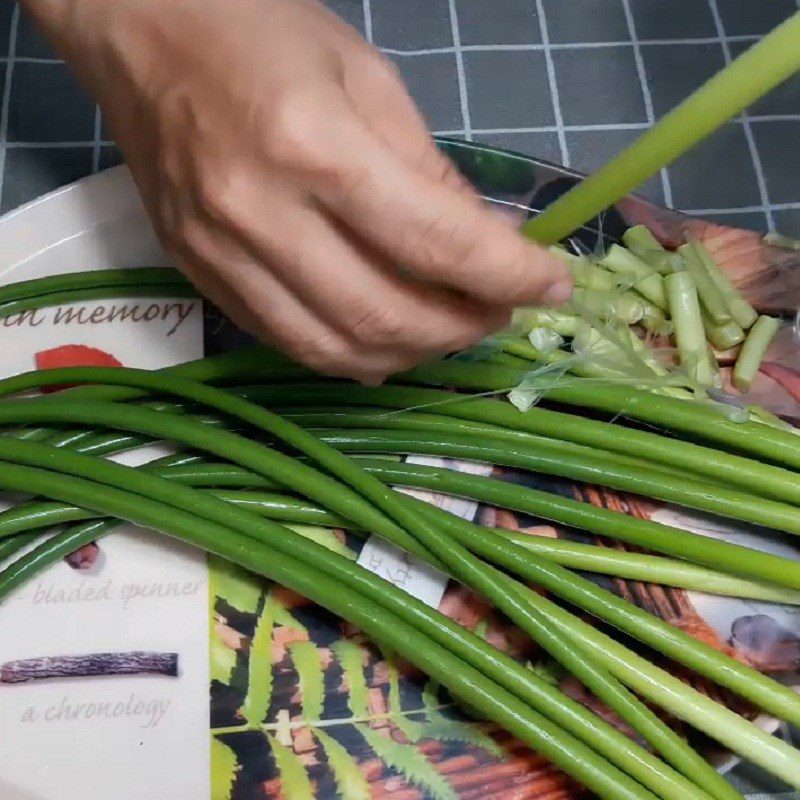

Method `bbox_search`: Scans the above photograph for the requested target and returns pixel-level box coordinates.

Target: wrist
[19,0,108,60]
[19,0,148,118]
[19,0,77,37]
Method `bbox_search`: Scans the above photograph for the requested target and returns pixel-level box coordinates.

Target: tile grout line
[446,0,472,141]
[376,35,760,58]
[361,0,373,44]
[532,0,568,166]
[432,118,796,135]
[90,106,102,173]
[3,140,114,148]
[0,4,20,209]
[468,123,651,134]
[0,55,64,63]
[747,114,800,123]
[620,0,673,208]
[683,202,800,215]
[707,0,775,230]
[0,36,765,64]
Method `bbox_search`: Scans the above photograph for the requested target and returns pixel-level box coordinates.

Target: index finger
[316,107,573,307]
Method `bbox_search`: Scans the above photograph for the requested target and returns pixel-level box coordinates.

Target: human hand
[26,0,571,383]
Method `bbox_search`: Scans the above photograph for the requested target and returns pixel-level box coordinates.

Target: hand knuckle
[408,211,479,274]
[264,92,367,197]
[159,205,203,255]
[292,332,350,373]
[349,304,407,346]
[191,164,243,228]
[430,154,467,190]
[371,52,403,85]
[264,92,327,169]
[499,240,539,297]
[157,145,183,193]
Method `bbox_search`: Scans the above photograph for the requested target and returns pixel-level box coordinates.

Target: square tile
[16,8,56,59]
[751,121,800,205]
[464,50,554,129]
[729,41,800,117]
[667,123,760,209]
[0,2,13,58]
[473,131,562,164]
[629,0,716,39]
[455,0,540,45]
[370,0,453,50]
[321,0,364,35]
[552,46,646,125]
[1,146,93,212]
[98,145,124,172]
[8,62,95,142]
[689,211,768,233]
[566,128,664,204]
[389,53,462,131]
[641,43,725,118]
[772,209,800,239]
[715,0,797,36]
[544,0,629,44]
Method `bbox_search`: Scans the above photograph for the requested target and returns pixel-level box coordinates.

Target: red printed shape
[34,344,122,392]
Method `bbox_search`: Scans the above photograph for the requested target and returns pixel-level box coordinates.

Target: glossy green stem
[0,531,38,562]
[238,379,800,512]
[1,479,794,603]
[0,267,188,304]
[0,460,658,800]
[278,407,698,481]
[0,448,784,791]
[398,360,800,473]
[313,427,800,536]
[152,455,800,592]
[0,285,197,321]
[0,368,728,785]
[118,455,800,737]
[398,485,800,720]
[4,345,303,442]
[0,382,433,564]
[339,459,800,726]
[0,369,714,785]
[0,365,795,781]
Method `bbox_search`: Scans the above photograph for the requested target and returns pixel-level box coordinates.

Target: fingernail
[542,279,573,307]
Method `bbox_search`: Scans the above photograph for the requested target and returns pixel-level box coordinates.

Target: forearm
[17,0,167,150]
[17,0,123,102]
[19,0,85,49]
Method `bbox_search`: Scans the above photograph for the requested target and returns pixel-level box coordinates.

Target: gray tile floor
[1,0,799,238]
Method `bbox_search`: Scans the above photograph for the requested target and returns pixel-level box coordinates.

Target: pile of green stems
[0,267,194,318]
[3,275,800,798]
[1,364,800,800]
